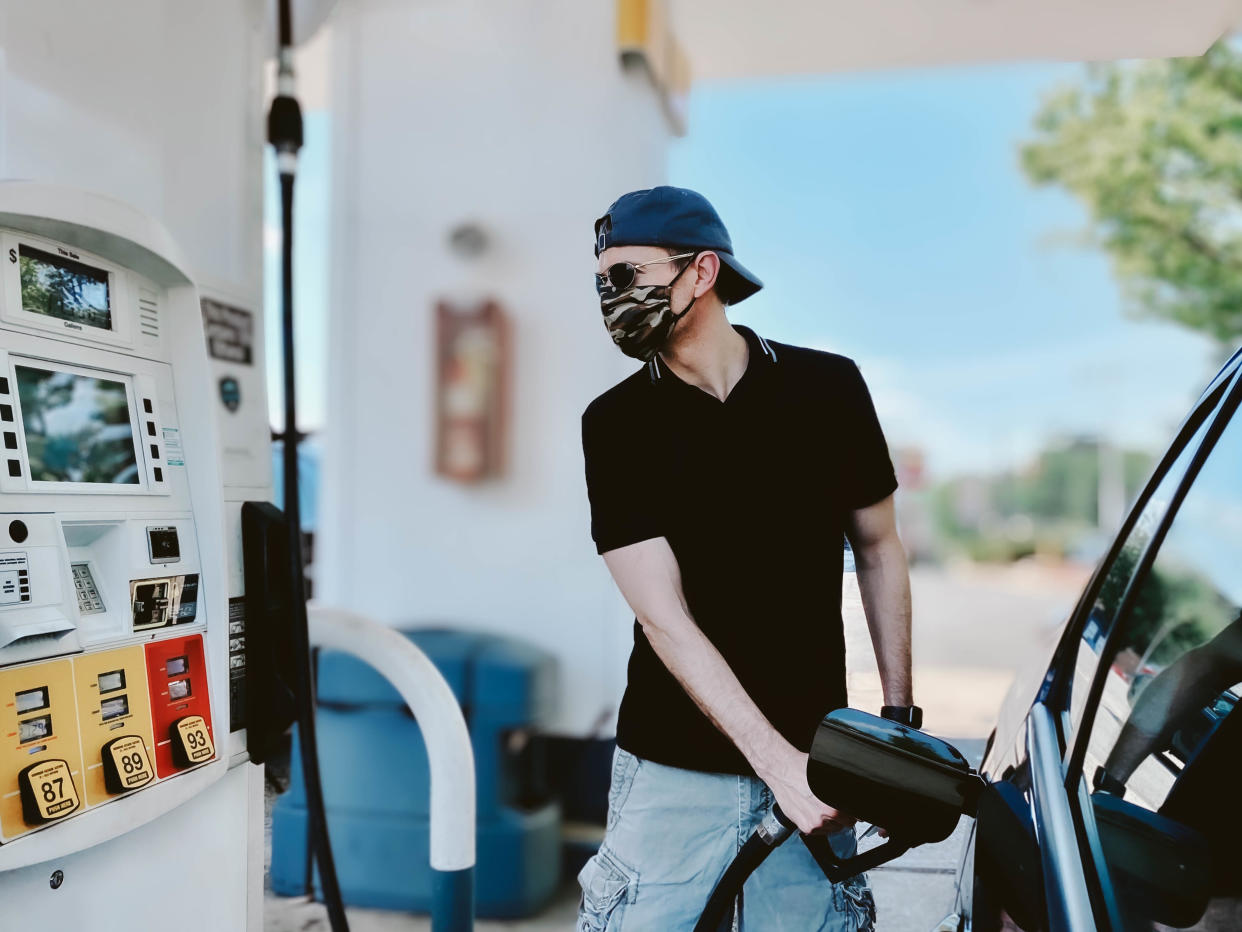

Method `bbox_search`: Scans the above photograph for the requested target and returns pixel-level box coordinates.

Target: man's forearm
[854,534,913,707]
[638,607,795,777]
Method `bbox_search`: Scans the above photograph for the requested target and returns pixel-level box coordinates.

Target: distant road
[844,560,1091,738]
[843,559,1091,930]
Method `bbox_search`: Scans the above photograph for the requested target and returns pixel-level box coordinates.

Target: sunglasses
[595,252,696,295]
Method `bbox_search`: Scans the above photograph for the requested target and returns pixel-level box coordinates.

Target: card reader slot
[0,613,75,650]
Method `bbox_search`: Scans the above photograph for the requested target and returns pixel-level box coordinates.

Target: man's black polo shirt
[581,325,899,776]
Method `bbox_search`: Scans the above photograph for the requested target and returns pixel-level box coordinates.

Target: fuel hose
[269,2,350,929]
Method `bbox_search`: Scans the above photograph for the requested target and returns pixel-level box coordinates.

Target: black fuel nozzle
[756,803,797,846]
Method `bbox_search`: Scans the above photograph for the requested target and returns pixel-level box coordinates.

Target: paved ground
[266,560,1089,931]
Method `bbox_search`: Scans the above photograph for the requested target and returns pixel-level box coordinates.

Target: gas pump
[0,182,264,929]
[0,6,476,929]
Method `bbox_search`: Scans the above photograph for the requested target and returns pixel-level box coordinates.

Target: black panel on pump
[240,501,299,763]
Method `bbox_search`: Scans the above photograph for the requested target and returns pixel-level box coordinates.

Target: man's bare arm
[602,536,853,834]
[847,494,913,708]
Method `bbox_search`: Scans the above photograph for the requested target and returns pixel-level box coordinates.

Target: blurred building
[892,445,936,564]
[932,435,1153,563]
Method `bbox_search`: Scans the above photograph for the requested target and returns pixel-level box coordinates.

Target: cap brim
[717,252,763,304]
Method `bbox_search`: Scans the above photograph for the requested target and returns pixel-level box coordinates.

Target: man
[578,186,917,931]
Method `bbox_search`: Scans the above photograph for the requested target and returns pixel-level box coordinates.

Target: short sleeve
[582,403,664,554]
[840,362,898,509]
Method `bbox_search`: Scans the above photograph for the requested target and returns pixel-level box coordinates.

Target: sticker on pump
[170,715,213,767]
[19,759,80,825]
[102,735,154,793]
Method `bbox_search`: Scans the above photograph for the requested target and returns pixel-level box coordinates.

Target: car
[820,347,1242,932]
[948,345,1242,931]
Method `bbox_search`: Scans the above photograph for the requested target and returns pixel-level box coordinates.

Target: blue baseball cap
[593,186,763,304]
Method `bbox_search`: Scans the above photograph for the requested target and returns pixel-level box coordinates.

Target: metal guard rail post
[307,605,476,932]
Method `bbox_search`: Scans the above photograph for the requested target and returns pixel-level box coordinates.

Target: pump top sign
[201,299,253,366]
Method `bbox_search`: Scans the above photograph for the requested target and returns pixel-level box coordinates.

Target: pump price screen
[18,714,51,744]
[98,670,125,693]
[15,686,48,714]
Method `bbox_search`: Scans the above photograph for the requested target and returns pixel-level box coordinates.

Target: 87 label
[19,759,80,824]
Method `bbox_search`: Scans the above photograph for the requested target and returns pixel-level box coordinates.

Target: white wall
[317,0,672,735]
[0,1,266,305]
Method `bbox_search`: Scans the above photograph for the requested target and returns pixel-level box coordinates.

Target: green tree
[18,257,50,314]
[1022,43,1242,344]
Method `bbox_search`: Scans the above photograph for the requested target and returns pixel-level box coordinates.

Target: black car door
[962,351,1242,932]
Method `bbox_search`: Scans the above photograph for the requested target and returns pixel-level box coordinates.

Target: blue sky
[670,63,1220,478]
[273,62,1224,482]
[264,112,331,433]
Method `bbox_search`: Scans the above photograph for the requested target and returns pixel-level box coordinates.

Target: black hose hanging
[694,830,780,932]
[694,804,798,932]
[270,3,349,930]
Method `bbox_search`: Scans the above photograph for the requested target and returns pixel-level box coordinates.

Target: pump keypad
[0,553,31,605]
[72,562,104,614]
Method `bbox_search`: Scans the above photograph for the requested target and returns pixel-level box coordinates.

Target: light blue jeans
[577,748,877,931]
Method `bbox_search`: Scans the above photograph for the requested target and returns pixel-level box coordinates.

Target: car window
[1071,391,1242,931]
[1060,407,1220,746]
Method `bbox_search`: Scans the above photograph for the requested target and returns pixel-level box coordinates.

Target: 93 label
[174,715,213,764]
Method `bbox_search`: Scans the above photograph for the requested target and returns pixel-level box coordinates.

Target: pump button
[8,520,27,543]
[0,404,11,422]
[101,735,154,793]
[143,398,153,414]
[19,759,80,825]
[170,715,213,768]
[7,460,20,477]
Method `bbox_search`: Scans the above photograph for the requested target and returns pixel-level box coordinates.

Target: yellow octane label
[108,735,153,789]
[25,759,79,819]
[175,716,213,762]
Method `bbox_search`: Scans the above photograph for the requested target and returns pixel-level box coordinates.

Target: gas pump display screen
[15,365,140,484]
[19,714,51,743]
[98,670,125,694]
[18,244,112,331]
[15,686,48,714]
[100,695,129,721]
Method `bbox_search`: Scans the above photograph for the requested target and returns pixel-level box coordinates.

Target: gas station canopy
[668,0,1242,80]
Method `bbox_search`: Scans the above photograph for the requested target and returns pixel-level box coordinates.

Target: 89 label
[104,735,153,792]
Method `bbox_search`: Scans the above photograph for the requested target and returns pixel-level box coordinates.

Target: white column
[317,0,674,735]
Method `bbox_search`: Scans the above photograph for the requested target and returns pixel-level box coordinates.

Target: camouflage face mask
[599,260,697,362]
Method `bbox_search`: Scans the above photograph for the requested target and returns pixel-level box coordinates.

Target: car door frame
[1026,350,1242,930]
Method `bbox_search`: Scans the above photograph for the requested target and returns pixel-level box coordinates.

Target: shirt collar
[647,324,778,386]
